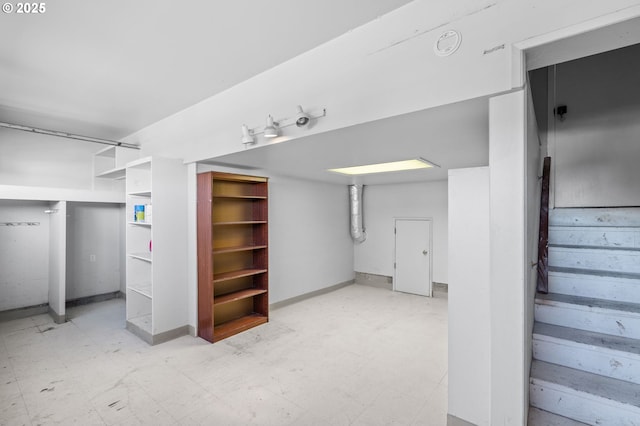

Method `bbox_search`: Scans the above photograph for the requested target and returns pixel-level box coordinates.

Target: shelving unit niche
[125,156,188,345]
[198,171,269,343]
[94,146,139,180]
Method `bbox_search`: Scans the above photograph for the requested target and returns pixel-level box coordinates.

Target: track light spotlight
[295,105,311,127]
[240,107,326,146]
[264,115,279,138]
[241,124,255,145]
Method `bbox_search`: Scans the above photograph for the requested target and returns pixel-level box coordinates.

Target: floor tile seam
[9,338,35,420]
[67,317,116,354]
[86,378,171,425]
[249,379,309,412]
[0,333,22,384]
[83,367,143,410]
[117,366,204,424]
[437,369,448,385]
[137,364,216,409]
[341,385,386,426]
[213,384,309,423]
[408,395,435,426]
[28,400,106,425]
[16,387,35,426]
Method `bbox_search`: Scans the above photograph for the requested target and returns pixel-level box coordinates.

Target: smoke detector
[434,30,461,57]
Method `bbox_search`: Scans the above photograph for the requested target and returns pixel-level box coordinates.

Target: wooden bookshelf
[197,171,269,343]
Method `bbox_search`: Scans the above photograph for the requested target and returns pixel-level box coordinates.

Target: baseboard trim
[152,325,190,345]
[48,307,65,324]
[65,291,121,308]
[126,321,190,346]
[126,319,152,344]
[270,279,355,310]
[433,282,449,293]
[1,291,127,323]
[0,303,49,322]
[447,414,477,426]
[355,272,392,289]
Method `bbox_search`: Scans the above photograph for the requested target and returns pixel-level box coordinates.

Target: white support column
[489,90,527,425]
[48,200,67,323]
[448,167,492,426]
[186,162,198,336]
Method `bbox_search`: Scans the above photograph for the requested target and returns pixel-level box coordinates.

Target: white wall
[448,167,491,426]
[353,181,448,284]
[551,43,640,207]
[0,129,119,190]
[269,176,354,303]
[489,90,526,425]
[0,200,50,311]
[0,201,125,313]
[66,202,124,300]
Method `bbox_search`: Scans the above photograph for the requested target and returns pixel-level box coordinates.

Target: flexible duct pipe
[349,184,366,243]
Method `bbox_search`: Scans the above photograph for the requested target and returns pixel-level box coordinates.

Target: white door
[394,219,431,296]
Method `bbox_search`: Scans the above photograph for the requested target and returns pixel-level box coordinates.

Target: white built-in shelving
[125,156,188,345]
[94,146,140,180]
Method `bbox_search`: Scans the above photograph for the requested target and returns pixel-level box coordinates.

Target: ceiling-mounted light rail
[0,121,140,150]
[241,106,326,146]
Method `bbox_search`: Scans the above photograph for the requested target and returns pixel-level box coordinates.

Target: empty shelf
[214,288,267,306]
[213,268,267,283]
[128,252,152,262]
[212,245,267,254]
[213,314,268,341]
[212,195,267,199]
[213,221,267,226]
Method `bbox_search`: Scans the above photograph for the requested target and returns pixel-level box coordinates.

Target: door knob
[422,250,428,255]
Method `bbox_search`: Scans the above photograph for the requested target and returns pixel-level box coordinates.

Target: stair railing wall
[536,156,551,294]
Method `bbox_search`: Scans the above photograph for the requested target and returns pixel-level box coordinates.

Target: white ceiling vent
[434,30,461,57]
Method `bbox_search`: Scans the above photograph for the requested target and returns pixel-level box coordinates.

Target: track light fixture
[295,105,310,127]
[263,115,279,138]
[241,124,255,145]
[240,105,327,146]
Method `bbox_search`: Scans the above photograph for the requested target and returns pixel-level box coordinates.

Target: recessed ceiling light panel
[328,158,438,176]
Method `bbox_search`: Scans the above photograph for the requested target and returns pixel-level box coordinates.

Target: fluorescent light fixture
[329,158,437,176]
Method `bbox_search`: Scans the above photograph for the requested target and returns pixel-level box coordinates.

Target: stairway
[529,208,640,425]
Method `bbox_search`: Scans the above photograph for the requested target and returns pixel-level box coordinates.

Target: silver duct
[349,184,366,243]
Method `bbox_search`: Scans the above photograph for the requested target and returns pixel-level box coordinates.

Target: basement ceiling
[203,96,489,185]
[0,0,413,140]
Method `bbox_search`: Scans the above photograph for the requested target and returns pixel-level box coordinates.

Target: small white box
[144,204,152,224]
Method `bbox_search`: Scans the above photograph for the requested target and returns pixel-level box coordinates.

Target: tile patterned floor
[0,284,448,425]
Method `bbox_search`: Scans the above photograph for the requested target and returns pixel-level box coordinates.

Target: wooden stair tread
[549,208,640,227]
[549,266,640,281]
[533,322,640,356]
[531,360,640,408]
[549,244,640,252]
[536,292,640,314]
[528,407,589,426]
